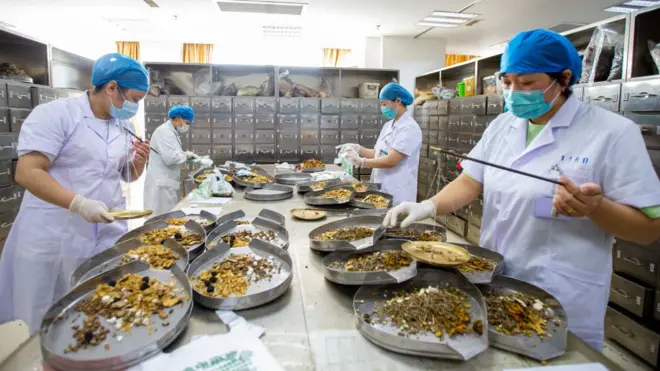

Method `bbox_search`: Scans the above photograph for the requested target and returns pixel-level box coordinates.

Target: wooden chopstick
[123,127,160,155]
[433,148,562,186]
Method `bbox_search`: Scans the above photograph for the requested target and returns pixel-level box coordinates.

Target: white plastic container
[359,82,381,99]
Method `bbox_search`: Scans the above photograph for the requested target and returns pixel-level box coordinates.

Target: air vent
[262,25,302,38]
[217,1,307,15]
[143,0,159,7]
[546,22,585,33]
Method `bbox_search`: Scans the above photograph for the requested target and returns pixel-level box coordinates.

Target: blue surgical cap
[379,83,414,106]
[500,29,582,86]
[91,53,149,92]
[168,106,194,122]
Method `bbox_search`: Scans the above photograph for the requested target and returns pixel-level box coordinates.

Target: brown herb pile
[139,227,202,247]
[316,227,374,241]
[356,194,389,209]
[366,287,473,338]
[220,230,277,248]
[320,188,352,201]
[168,217,211,227]
[352,183,368,192]
[311,181,327,191]
[192,254,277,298]
[385,228,443,241]
[239,174,272,184]
[121,245,179,270]
[457,256,496,273]
[297,159,324,170]
[485,292,558,337]
[330,251,412,272]
[64,316,109,353]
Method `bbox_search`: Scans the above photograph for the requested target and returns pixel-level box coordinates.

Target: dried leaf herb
[330,250,412,272]
[167,217,211,227]
[121,245,178,269]
[457,256,496,273]
[485,292,558,337]
[193,254,278,298]
[320,188,352,201]
[64,315,109,353]
[238,174,273,184]
[316,227,374,241]
[352,183,368,192]
[139,227,202,247]
[297,159,324,170]
[386,228,443,241]
[356,194,389,209]
[368,287,474,339]
[219,230,277,248]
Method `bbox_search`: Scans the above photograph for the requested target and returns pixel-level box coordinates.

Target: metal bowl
[304,185,355,206]
[215,209,285,228]
[115,220,207,262]
[207,218,289,250]
[275,172,312,185]
[296,178,341,194]
[383,223,447,242]
[244,184,293,202]
[146,210,218,233]
[349,190,393,210]
[452,243,505,284]
[308,215,385,252]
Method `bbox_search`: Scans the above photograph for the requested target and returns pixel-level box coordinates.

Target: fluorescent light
[423,17,467,24]
[623,0,659,6]
[604,5,639,12]
[417,22,459,28]
[431,11,479,19]
[218,0,307,6]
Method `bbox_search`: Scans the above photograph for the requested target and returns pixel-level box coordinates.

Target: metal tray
[322,239,417,285]
[244,184,293,201]
[275,172,312,185]
[301,166,326,173]
[309,215,385,252]
[304,185,355,206]
[296,178,341,194]
[186,239,293,310]
[349,190,393,209]
[191,166,217,185]
[70,239,189,287]
[453,244,505,284]
[383,223,447,242]
[232,166,274,189]
[207,218,289,250]
[0,75,33,83]
[115,220,207,262]
[41,262,193,371]
[346,182,382,192]
[478,275,568,361]
[215,209,285,227]
[146,209,218,233]
[354,268,488,360]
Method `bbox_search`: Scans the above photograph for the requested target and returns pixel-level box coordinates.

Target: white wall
[141,41,183,63]
[364,37,381,69]
[380,36,446,94]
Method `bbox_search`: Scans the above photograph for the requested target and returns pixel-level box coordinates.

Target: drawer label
[637,296,641,306]
[651,263,655,273]
[617,250,621,259]
[652,344,656,354]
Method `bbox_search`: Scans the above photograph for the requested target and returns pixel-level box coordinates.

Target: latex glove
[185,151,197,159]
[69,195,114,223]
[343,149,364,167]
[383,200,435,228]
[335,143,360,155]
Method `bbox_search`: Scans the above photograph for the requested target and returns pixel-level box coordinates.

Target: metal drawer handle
[0,169,10,176]
[623,257,642,266]
[0,143,17,150]
[631,92,657,99]
[1,222,12,228]
[10,92,29,99]
[612,325,634,338]
[0,195,18,203]
[41,94,57,101]
[611,288,630,298]
[593,96,611,102]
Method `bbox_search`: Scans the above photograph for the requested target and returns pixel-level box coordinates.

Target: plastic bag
[221,83,238,96]
[258,72,275,97]
[608,42,624,81]
[579,26,623,84]
[189,179,212,200]
[209,175,233,197]
[648,40,660,74]
[193,67,223,96]
[188,155,214,167]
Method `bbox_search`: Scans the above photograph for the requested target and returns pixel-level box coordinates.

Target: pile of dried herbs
[316,227,374,241]
[193,253,278,298]
[121,245,178,269]
[356,194,389,209]
[458,256,496,273]
[64,315,110,353]
[320,188,352,201]
[330,250,412,272]
[485,292,559,338]
[366,287,474,338]
[139,227,202,247]
[220,230,277,248]
[167,217,211,227]
[385,228,443,241]
[352,183,368,192]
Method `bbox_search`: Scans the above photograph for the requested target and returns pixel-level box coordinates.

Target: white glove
[342,149,364,167]
[185,151,197,159]
[69,195,114,223]
[383,200,435,228]
[335,143,360,155]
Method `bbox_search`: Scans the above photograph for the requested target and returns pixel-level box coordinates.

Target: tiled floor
[603,340,653,371]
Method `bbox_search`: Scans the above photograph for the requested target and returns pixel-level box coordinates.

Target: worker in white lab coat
[384,29,660,351]
[339,82,422,205]
[144,106,195,216]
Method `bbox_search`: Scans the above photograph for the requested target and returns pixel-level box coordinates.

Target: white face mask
[176,124,189,134]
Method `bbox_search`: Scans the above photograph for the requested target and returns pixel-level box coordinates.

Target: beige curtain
[445,54,478,67]
[322,48,352,67]
[182,43,214,63]
[116,41,141,61]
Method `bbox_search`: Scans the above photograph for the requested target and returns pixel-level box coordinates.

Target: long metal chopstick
[435,148,562,186]
[124,127,160,155]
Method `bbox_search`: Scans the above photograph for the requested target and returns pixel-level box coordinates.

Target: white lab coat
[144,120,187,216]
[371,111,423,205]
[461,95,660,350]
[0,94,133,334]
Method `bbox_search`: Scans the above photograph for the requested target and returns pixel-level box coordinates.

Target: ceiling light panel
[417,22,459,28]
[603,5,639,12]
[422,17,467,24]
[217,0,307,15]
[623,0,659,6]
[430,11,479,19]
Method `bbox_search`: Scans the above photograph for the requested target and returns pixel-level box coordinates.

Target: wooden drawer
[606,306,660,366]
[613,240,660,287]
[609,272,654,318]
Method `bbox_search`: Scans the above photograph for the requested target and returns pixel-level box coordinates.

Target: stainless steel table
[0,165,623,371]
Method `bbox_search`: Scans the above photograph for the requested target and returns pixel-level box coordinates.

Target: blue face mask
[503,80,560,119]
[110,89,139,120]
[381,104,398,120]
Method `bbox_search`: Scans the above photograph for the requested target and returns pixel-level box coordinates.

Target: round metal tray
[383,223,447,242]
[146,209,218,233]
[296,178,341,194]
[452,243,505,284]
[301,166,325,173]
[232,166,274,189]
[116,220,207,262]
[70,239,189,287]
[191,167,216,185]
[349,190,394,210]
[41,262,193,371]
[322,239,417,285]
[244,184,293,201]
[207,217,289,250]
[215,209,285,228]
[186,239,293,311]
[304,185,355,206]
[354,268,489,360]
[346,182,382,192]
[477,275,568,361]
[308,215,385,252]
[275,172,312,185]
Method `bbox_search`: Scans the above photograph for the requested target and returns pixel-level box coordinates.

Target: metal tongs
[124,127,160,155]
